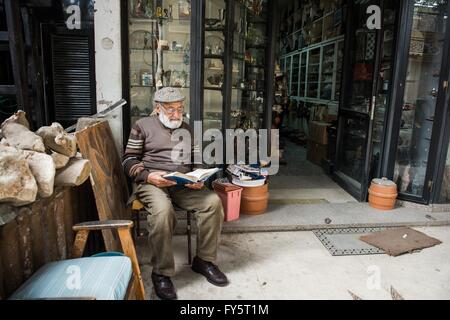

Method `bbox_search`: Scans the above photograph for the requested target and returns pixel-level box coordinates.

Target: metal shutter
[51,34,94,121]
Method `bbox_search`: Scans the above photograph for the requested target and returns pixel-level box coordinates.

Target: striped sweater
[123,115,200,184]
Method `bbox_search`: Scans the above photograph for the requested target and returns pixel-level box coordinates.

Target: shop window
[393,0,448,197]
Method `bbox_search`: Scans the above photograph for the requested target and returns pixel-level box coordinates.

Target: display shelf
[204,86,223,91]
[204,54,224,60]
[205,27,225,32]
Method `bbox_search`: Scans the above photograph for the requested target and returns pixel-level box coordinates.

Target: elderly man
[123,87,228,300]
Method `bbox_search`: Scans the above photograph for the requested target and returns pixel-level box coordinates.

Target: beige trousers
[134,183,224,276]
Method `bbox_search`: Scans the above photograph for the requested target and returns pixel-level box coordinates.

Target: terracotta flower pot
[240,182,269,215]
[368,177,398,210]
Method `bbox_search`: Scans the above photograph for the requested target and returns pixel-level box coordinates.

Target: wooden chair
[72,220,146,299]
[131,199,195,264]
[9,220,146,300]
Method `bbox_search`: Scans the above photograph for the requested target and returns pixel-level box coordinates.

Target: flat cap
[154,87,185,103]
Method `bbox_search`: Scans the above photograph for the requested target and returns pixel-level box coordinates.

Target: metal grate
[51,34,94,121]
[313,227,393,256]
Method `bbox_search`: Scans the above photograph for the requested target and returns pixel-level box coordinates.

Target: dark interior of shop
[272,0,450,205]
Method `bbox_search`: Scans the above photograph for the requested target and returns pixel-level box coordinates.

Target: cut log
[0,122,45,152]
[22,150,55,198]
[54,158,91,187]
[0,145,38,206]
[36,123,77,157]
[51,151,70,169]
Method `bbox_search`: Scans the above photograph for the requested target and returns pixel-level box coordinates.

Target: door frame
[333,0,385,201]
[432,77,450,203]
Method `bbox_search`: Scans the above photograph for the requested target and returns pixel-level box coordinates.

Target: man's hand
[147,171,177,188]
[186,181,204,190]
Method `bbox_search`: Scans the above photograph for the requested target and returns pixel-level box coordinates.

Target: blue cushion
[9,256,132,300]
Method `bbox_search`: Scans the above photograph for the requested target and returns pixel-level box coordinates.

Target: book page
[188,168,219,180]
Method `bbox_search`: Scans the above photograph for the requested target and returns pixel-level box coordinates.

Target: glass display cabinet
[279,1,346,108]
[127,0,192,126]
[290,53,300,97]
[299,52,307,97]
[230,0,246,129]
[209,0,269,132]
[320,43,334,100]
[124,0,273,137]
[203,0,226,131]
[306,47,320,99]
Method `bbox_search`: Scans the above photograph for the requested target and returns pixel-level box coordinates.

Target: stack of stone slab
[0,111,91,207]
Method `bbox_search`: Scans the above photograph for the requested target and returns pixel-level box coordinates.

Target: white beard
[159,112,182,129]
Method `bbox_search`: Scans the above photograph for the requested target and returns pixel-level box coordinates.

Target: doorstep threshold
[220,202,450,234]
[220,220,450,234]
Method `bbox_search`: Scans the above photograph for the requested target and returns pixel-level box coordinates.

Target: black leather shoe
[191,256,229,287]
[151,272,177,300]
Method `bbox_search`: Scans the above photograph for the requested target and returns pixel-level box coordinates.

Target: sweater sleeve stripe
[123,123,149,183]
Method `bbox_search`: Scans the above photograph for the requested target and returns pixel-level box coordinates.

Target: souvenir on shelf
[178,0,191,20]
[205,35,225,56]
[130,30,154,49]
[206,73,223,87]
[130,0,155,19]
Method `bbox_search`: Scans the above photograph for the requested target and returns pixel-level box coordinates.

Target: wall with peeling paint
[94,0,124,155]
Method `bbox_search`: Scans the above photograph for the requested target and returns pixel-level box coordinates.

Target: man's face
[159,101,184,121]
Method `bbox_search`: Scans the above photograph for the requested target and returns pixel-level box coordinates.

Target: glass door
[370,0,398,180]
[392,0,449,202]
[335,0,398,201]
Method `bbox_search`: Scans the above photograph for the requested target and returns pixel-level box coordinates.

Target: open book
[163,168,220,185]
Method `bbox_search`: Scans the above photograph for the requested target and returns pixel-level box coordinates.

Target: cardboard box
[307,140,328,167]
[309,121,331,145]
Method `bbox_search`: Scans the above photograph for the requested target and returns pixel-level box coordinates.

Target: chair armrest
[73,220,134,232]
